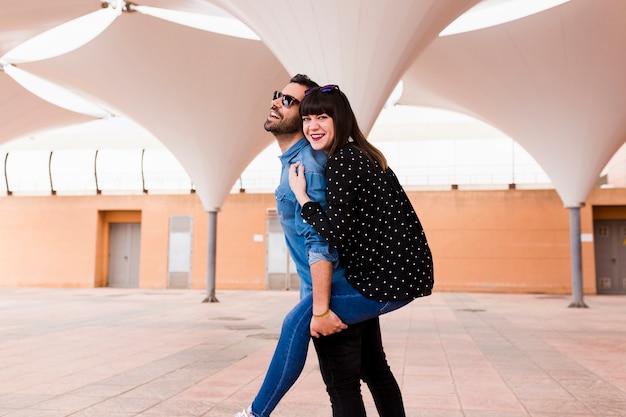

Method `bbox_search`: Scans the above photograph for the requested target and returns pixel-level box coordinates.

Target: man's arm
[309,259,347,338]
[297,153,347,337]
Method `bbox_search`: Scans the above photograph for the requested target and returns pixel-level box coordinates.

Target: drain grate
[210,316,245,321]
[248,333,280,340]
[226,324,265,331]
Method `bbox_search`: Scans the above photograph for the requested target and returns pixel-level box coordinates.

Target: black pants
[312,317,406,417]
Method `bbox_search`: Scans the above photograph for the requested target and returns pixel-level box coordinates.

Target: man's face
[264,82,307,135]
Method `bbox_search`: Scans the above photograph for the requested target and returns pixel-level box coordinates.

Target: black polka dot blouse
[301,144,434,302]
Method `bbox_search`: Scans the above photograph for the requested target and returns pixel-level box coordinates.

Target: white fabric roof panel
[2,0,625,211]
[211,0,481,133]
[0,75,94,145]
[23,11,288,211]
[399,0,626,207]
[0,0,102,143]
[0,0,96,56]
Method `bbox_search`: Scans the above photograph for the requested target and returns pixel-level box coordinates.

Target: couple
[235,75,434,417]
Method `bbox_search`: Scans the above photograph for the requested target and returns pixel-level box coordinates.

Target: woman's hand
[310,309,348,338]
[289,161,312,206]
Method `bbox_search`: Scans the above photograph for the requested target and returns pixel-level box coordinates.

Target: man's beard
[264,115,301,135]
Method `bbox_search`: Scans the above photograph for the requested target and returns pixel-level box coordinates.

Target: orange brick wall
[0,187,622,294]
[0,194,208,289]
[218,188,604,295]
[217,193,275,290]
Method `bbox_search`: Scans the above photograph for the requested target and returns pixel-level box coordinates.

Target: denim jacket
[275,138,345,294]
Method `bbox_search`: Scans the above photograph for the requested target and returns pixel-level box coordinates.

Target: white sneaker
[234,406,253,417]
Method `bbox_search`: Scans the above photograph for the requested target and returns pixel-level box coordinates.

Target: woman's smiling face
[302,113,335,153]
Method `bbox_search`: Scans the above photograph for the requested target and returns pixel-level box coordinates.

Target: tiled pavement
[0,287,625,417]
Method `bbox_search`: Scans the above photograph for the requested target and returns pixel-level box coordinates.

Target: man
[265,74,347,337]
[236,74,405,417]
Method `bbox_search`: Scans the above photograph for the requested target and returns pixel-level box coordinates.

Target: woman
[289,84,433,303]
[237,84,432,417]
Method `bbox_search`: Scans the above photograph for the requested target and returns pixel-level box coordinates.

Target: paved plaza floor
[0,287,625,417]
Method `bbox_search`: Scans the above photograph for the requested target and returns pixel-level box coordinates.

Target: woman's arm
[290,149,361,249]
[289,161,311,206]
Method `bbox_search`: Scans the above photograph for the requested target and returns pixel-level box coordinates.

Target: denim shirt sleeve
[297,149,339,266]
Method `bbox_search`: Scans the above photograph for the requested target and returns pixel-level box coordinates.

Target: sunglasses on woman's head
[273,91,300,108]
[305,84,340,95]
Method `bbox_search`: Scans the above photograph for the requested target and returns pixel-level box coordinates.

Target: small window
[597,225,610,238]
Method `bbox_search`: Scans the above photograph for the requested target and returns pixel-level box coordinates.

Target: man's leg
[360,318,406,417]
[248,296,314,417]
[312,321,367,417]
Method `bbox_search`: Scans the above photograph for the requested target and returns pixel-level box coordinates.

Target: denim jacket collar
[279,137,309,164]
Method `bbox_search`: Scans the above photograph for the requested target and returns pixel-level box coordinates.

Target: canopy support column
[202,210,219,303]
[568,205,587,308]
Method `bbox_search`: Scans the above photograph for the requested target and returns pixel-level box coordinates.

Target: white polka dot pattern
[301,145,434,302]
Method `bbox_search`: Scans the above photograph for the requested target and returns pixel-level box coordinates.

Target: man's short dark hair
[290,74,319,90]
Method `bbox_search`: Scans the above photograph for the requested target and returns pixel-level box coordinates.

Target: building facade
[2,187,625,295]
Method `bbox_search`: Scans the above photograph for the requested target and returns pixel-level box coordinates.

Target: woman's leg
[313,321,368,417]
[313,317,406,417]
[249,295,313,417]
[320,280,409,416]
[247,280,410,417]
[360,318,406,417]
[328,278,412,325]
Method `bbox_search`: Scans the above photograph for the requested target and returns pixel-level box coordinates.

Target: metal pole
[4,153,12,195]
[140,149,147,194]
[94,150,101,194]
[49,151,56,195]
[202,210,219,303]
[568,206,588,308]
[285,250,291,290]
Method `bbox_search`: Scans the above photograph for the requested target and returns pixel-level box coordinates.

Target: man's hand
[310,309,348,338]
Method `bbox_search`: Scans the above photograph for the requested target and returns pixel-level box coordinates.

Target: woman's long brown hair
[300,86,388,170]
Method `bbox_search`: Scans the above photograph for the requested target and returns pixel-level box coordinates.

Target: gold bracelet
[313,308,330,318]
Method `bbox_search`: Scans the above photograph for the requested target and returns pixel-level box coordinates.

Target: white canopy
[0,74,94,144]
[0,0,103,144]
[399,0,626,208]
[2,0,625,212]
[23,9,288,211]
[210,0,480,132]
[0,0,96,56]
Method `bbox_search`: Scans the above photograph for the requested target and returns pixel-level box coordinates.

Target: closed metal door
[108,223,141,288]
[266,215,299,290]
[594,220,626,294]
[168,216,192,289]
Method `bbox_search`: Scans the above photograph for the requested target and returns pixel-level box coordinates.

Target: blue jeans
[250,278,411,417]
